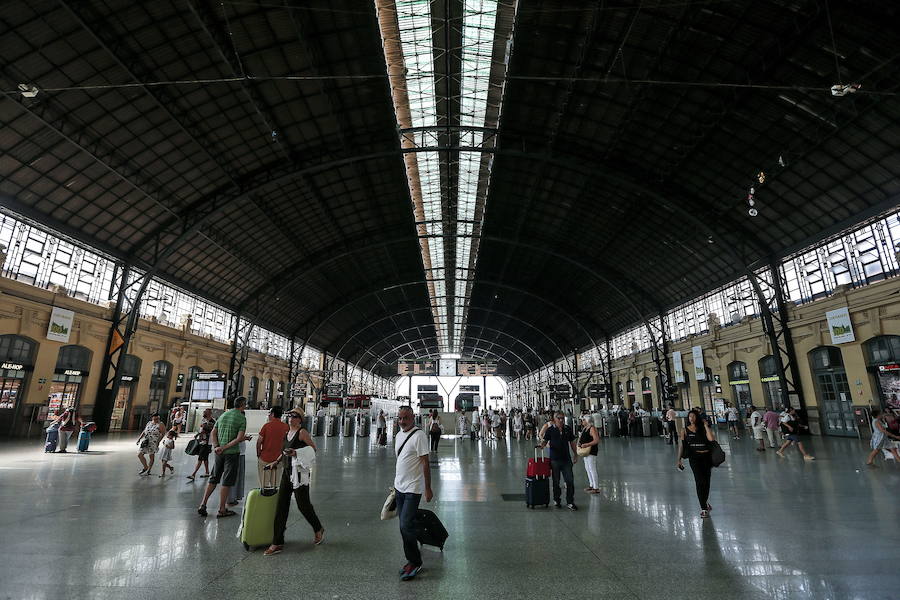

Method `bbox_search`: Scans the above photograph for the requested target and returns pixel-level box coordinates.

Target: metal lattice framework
[0,0,898,417]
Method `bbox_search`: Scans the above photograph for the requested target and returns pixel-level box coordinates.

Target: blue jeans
[395,491,422,566]
[551,458,575,505]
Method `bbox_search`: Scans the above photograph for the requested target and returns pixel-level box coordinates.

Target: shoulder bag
[185,438,201,456]
[380,428,422,520]
[710,440,726,467]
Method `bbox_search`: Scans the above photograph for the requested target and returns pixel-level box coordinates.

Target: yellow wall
[0,276,291,434]
[602,277,900,433]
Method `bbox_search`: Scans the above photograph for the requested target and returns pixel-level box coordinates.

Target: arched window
[863,335,900,365]
[727,361,749,382]
[55,345,91,371]
[727,361,752,414]
[186,365,202,399]
[810,347,844,370]
[0,334,36,365]
[120,355,142,378]
[615,381,624,402]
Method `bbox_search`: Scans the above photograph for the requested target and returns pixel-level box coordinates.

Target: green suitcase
[239,468,279,550]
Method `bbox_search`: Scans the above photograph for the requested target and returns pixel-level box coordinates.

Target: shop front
[47,345,92,420]
[0,334,37,434]
[109,355,142,431]
[863,335,900,411]
[809,346,855,436]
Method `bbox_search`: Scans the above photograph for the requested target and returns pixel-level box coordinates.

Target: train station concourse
[0,1,899,599]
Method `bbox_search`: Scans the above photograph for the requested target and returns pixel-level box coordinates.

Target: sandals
[197,506,208,517]
[263,545,283,556]
[314,529,326,545]
[217,509,237,518]
[186,475,195,480]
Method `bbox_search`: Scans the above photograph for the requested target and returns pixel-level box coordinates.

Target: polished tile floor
[0,428,898,600]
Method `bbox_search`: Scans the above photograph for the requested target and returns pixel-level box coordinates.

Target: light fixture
[17,83,39,99]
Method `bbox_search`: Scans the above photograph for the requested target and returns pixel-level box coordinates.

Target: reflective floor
[1,429,898,600]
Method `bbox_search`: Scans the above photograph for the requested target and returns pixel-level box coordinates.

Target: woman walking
[55,407,82,453]
[513,410,524,440]
[264,409,324,556]
[578,414,601,494]
[427,409,443,453]
[866,408,900,466]
[676,409,716,518]
[187,411,215,480]
[524,410,535,440]
[136,413,166,476]
[776,407,815,460]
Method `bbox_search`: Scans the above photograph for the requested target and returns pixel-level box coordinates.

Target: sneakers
[804,455,816,461]
[399,563,413,576]
[566,503,578,511]
[400,564,422,581]
[554,501,562,509]
[776,450,785,458]
[700,509,710,518]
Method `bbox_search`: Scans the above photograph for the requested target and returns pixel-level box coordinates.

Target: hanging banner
[692,346,706,380]
[672,351,685,383]
[47,307,74,343]
[826,307,855,344]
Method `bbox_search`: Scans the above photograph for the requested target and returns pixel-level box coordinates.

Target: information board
[397,360,437,375]
[457,361,497,376]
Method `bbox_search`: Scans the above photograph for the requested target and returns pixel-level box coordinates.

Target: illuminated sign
[457,361,497,376]
[1,362,25,371]
[63,369,82,376]
[120,376,135,382]
[878,364,900,372]
[196,372,225,381]
[397,361,437,376]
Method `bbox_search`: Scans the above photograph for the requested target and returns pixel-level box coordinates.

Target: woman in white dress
[513,410,524,440]
[136,413,166,476]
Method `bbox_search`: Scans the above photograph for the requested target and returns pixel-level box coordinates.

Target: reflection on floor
[0,430,898,599]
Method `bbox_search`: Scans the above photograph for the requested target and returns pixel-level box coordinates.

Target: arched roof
[0,0,897,374]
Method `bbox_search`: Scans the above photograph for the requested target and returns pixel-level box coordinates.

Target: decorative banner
[672,351,685,383]
[692,345,706,380]
[826,307,855,344]
[46,307,74,343]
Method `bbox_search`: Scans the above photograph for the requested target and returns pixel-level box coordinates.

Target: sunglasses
[288,413,301,419]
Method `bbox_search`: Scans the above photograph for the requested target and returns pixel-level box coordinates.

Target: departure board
[397,360,437,375]
[457,360,497,376]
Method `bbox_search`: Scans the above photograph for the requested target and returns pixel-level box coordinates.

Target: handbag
[185,438,201,456]
[381,487,397,520]
[576,445,591,457]
[710,440,726,467]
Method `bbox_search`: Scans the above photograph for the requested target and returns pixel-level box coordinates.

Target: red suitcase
[527,446,551,478]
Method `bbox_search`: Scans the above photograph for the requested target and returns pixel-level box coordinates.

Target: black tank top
[579,428,599,456]
[685,427,710,457]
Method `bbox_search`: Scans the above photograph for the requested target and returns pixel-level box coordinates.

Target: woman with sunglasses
[264,409,325,556]
[676,408,717,518]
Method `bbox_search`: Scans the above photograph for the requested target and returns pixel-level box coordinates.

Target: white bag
[381,487,397,520]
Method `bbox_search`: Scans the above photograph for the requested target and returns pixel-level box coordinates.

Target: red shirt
[258,420,290,463]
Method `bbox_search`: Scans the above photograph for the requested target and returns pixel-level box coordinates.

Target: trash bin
[325,416,337,436]
[641,416,651,437]
[357,418,369,437]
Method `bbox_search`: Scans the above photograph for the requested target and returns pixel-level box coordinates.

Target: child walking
[158,429,176,477]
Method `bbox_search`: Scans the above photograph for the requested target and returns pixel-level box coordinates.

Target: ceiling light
[18,83,39,98]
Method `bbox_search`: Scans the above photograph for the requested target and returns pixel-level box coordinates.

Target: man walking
[726,402,741,439]
[394,406,432,581]
[540,412,579,510]
[197,396,247,518]
[749,405,766,451]
[256,406,289,485]
[665,404,677,445]
[763,406,780,448]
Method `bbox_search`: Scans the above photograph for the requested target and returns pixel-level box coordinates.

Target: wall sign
[47,307,75,343]
[672,351,685,383]
[825,307,855,344]
[63,369,82,376]
[692,346,706,381]
[1,362,25,371]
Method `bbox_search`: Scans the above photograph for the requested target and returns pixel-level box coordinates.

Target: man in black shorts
[197,397,247,517]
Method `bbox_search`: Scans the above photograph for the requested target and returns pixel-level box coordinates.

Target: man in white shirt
[749,405,766,452]
[726,403,740,439]
[394,406,433,581]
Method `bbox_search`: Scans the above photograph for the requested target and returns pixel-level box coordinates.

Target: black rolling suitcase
[525,446,551,508]
[414,509,449,551]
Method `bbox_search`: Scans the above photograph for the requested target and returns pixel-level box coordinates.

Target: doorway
[810,347,855,436]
